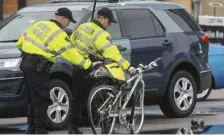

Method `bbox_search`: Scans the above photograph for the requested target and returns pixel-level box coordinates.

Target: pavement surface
[1,89,224,134]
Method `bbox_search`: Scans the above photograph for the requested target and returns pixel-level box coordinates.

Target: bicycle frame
[106,68,145,117]
[121,71,144,109]
[90,57,161,134]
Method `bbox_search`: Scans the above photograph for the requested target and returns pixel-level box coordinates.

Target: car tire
[159,70,197,118]
[46,79,72,130]
[197,84,212,102]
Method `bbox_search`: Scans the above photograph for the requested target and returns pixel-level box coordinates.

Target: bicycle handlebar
[136,57,161,73]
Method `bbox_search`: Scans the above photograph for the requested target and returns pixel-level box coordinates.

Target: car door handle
[117,45,127,51]
[162,40,173,47]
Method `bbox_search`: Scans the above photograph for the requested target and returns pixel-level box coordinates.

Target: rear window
[165,9,201,32]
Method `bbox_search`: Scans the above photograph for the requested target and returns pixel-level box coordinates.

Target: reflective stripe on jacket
[70,21,130,70]
[16,21,92,70]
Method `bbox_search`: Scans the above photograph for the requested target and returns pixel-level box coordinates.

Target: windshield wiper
[0,39,18,42]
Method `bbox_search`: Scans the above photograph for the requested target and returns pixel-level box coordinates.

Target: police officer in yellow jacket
[68,7,136,134]
[16,7,100,134]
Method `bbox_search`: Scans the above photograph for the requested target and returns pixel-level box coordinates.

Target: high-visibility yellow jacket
[16,20,92,70]
[70,21,130,71]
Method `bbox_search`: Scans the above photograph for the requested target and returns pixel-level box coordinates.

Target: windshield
[0,11,88,42]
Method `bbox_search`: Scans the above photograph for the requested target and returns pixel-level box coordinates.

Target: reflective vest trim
[89,29,105,48]
[24,36,58,55]
[75,43,96,55]
[74,29,105,56]
[44,29,64,47]
[79,58,87,67]
[99,43,113,53]
[118,58,125,65]
[57,44,74,55]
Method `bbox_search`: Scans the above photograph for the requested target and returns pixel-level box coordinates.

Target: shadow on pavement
[0,126,26,134]
[204,98,224,102]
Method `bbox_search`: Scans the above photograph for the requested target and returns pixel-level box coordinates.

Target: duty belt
[22,52,53,65]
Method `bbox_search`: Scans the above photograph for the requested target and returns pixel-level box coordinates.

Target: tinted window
[0,11,87,42]
[88,10,122,40]
[107,10,122,39]
[151,14,165,35]
[165,9,201,32]
[120,9,156,37]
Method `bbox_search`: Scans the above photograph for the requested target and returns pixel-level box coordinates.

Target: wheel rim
[174,78,194,111]
[129,81,145,134]
[47,87,69,124]
[89,87,116,134]
[197,88,209,99]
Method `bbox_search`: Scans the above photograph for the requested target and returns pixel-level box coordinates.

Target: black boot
[68,127,83,134]
[25,125,36,134]
[35,129,49,134]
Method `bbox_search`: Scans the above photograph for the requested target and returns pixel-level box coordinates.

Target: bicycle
[87,57,161,134]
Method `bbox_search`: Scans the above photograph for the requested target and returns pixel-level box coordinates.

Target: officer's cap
[97,7,117,23]
[55,7,77,23]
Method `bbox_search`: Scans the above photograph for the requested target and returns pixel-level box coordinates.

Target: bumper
[199,70,212,93]
[0,68,27,118]
[0,100,27,118]
[0,69,24,99]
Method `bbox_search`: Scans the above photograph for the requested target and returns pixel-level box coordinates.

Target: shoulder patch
[106,36,112,43]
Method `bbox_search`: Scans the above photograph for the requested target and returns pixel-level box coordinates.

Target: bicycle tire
[87,85,118,134]
[130,80,145,134]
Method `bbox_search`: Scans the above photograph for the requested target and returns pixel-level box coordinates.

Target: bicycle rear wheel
[87,85,118,134]
[129,80,145,134]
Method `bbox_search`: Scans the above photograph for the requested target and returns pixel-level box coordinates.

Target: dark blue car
[0,0,211,129]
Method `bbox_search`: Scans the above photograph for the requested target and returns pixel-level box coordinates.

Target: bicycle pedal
[126,124,134,133]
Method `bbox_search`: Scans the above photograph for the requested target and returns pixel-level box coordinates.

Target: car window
[151,13,165,35]
[107,10,122,40]
[120,9,156,38]
[165,9,201,32]
[87,10,122,40]
[0,11,87,42]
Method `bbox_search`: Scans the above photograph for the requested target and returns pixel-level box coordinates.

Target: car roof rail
[49,0,124,3]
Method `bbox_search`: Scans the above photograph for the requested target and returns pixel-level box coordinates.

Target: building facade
[201,0,224,16]
[164,0,224,17]
[2,0,48,18]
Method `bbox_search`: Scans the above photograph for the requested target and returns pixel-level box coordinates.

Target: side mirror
[64,28,73,36]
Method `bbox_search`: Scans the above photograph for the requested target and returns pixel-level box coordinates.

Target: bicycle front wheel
[87,85,118,134]
[130,80,145,134]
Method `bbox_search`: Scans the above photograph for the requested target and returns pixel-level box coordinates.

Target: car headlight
[0,58,22,69]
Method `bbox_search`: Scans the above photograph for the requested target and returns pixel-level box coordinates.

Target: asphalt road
[1,89,224,134]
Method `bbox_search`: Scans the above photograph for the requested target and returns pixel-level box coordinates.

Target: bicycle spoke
[88,86,119,134]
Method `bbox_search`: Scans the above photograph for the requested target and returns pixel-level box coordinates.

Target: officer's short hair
[97,14,102,19]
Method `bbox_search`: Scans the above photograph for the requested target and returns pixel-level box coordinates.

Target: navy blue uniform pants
[68,67,95,128]
[21,57,51,131]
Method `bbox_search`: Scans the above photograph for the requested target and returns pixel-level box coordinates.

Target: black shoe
[25,125,36,134]
[35,129,49,134]
[68,127,83,134]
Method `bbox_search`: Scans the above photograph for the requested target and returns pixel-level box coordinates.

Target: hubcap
[174,78,194,111]
[197,88,209,99]
[47,87,69,124]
